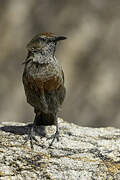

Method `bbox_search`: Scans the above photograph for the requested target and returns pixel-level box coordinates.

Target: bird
[22,32,66,148]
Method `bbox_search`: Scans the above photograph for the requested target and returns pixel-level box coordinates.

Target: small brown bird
[22,32,66,148]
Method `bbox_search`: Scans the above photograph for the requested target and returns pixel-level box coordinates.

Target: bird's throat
[33,52,56,64]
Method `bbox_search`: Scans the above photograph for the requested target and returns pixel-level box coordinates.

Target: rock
[0,118,120,179]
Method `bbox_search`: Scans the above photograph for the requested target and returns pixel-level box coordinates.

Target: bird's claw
[23,125,59,148]
[23,127,38,149]
[48,131,59,147]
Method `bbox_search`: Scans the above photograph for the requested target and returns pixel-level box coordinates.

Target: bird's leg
[49,115,59,146]
[23,115,39,149]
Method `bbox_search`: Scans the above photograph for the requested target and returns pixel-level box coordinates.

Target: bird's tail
[34,110,56,126]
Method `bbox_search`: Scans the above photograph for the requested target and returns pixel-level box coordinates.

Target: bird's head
[26,32,67,54]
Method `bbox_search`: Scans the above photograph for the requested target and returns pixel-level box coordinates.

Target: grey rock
[0,119,120,180]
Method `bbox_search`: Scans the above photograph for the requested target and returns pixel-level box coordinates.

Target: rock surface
[0,119,120,180]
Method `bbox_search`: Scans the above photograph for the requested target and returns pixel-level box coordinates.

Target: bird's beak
[54,36,67,42]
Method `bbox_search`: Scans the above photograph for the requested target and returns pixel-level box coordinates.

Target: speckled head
[26,32,67,52]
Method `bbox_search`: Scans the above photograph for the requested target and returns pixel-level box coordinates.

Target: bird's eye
[38,37,45,42]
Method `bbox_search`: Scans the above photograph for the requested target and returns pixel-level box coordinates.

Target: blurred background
[1,0,120,128]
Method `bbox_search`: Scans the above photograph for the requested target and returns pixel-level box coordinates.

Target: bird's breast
[35,76,62,91]
[24,62,63,91]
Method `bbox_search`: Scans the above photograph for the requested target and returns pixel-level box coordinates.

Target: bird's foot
[23,126,39,149]
[48,130,59,147]
[23,124,59,148]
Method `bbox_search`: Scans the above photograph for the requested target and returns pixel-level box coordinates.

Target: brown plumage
[22,32,66,148]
